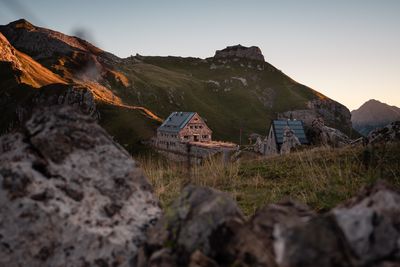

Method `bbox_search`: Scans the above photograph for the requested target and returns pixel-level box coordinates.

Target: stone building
[154,112,237,162]
[156,112,212,150]
[260,120,309,155]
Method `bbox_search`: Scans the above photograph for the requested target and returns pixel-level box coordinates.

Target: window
[203,135,209,139]
[184,135,189,139]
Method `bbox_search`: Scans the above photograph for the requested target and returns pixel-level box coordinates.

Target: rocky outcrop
[0,106,161,267]
[1,83,99,134]
[310,117,351,147]
[368,121,400,144]
[33,84,98,118]
[139,182,400,267]
[214,44,265,61]
[279,98,353,136]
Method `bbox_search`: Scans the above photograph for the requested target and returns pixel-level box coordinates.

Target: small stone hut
[262,120,309,155]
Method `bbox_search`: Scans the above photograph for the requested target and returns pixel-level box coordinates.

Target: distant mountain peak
[364,99,382,104]
[352,99,400,136]
[357,99,399,111]
[214,44,265,61]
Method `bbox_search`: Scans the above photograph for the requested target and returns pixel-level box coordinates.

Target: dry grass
[139,143,400,216]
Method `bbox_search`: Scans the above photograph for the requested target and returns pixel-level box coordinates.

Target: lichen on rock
[0,106,161,267]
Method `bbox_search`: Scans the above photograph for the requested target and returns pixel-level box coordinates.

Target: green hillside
[111,55,331,143]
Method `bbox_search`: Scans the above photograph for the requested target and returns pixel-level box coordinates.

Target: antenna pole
[239,128,242,147]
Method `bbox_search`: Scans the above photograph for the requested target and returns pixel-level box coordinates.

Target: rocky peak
[0,19,109,60]
[214,44,265,61]
[7,18,35,30]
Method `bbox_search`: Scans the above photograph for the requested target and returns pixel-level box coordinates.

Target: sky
[0,0,399,110]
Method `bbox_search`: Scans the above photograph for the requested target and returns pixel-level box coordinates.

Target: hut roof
[272,120,309,145]
[158,112,196,133]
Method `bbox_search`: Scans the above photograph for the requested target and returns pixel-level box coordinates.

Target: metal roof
[158,112,196,133]
[272,120,309,145]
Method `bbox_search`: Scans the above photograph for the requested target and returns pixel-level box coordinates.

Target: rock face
[0,32,22,69]
[1,83,98,134]
[0,106,161,267]
[279,99,353,137]
[310,117,351,147]
[368,121,400,144]
[0,19,116,61]
[139,182,400,267]
[214,44,265,61]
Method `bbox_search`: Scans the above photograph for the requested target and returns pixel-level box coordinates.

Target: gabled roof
[158,112,196,133]
[272,120,309,145]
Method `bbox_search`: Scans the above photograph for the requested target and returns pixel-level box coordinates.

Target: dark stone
[1,168,31,199]
[141,185,244,266]
[35,246,53,261]
[249,200,315,255]
[104,203,122,217]
[30,189,53,201]
[274,215,355,267]
[94,258,109,267]
[332,181,400,265]
[57,184,84,202]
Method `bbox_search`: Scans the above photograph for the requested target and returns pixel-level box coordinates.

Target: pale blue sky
[0,0,399,110]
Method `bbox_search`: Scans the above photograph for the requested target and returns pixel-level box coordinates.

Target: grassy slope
[114,56,324,143]
[140,143,400,216]
[98,103,160,154]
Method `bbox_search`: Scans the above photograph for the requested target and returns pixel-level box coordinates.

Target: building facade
[156,112,212,150]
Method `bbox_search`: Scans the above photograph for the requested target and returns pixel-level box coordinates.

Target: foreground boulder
[138,185,279,267]
[249,200,315,256]
[140,182,400,267]
[0,106,161,267]
[332,181,400,266]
